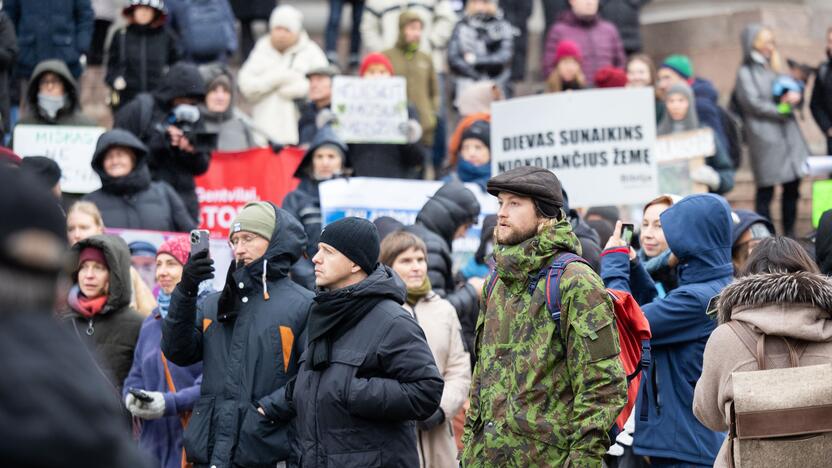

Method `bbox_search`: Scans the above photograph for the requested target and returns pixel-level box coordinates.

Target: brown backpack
[726,321,832,468]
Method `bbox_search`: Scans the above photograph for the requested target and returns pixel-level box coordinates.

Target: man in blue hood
[601,193,732,466]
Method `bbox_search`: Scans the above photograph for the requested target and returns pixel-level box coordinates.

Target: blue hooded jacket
[601,194,732,465]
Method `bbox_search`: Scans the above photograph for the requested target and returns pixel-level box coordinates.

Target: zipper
[86,318,95,336]
[418,429,427,468]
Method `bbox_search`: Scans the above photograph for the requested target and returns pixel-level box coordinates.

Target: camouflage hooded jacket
[462,217,627,467]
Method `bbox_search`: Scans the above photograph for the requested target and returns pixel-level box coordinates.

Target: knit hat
[487,166,564,218]
[359,52,394,77]
[594,66,627,88]
[269,5,303,33]
[661,54,693,80]
[460,119,490,150]
[319,217,380,274]
[127,0,165,10]
[20,156,61,188]
[123,0,167,22]
[554,40,582,64]
[157,236,190,266]
[731,209,775,246]
[79,246,107,269]
[128,240,157,258]
[230,202,277,242]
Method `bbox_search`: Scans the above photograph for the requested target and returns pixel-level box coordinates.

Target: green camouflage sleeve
[559,263,628,467]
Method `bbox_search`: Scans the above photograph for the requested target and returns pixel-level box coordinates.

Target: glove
[178,250,214,296]
[125,391,166,420]
[316,108,338,129]
[691,164,721,191]
[399,119,423,144]
[416,407,445,432]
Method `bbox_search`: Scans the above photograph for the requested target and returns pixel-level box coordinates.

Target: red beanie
[157,235,190,266]
[554,40,582,64]
[359,52,394,77]
[594,66,628,88]
[79,246,107,269]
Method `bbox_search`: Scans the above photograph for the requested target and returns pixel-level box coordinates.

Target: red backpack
[484,252,652,430]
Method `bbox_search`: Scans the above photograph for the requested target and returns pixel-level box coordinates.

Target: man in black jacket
[274,217,443,467]
[115,62,211,220]
[406,181,481,364]
[162,202,314,467]
[811,27,832,156]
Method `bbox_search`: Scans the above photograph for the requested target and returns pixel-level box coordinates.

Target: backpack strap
[543,252,590,328]
[727,320,809,370]
[484,268,499,305]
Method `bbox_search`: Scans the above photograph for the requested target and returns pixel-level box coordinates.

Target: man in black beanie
[285,216,443,466]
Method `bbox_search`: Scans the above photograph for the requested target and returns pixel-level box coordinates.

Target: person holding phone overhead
[123,236,203,468]
[161,202,314,467]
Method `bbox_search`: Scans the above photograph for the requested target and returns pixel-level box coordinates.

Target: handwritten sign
[13,125,105,194]
[331,76,408,144]
[655,128,715,163]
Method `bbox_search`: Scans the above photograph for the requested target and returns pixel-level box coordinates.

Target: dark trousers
[88,19,112,66]
[827,136,832,156]
[239,19,257,62]
[326,0,364,57]
[756,179,801,237]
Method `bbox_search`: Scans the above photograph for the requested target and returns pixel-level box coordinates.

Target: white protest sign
[331,76,408,144]
[655,128,715,162]
[491,87,658,208]
[13,125,105,193]
[319,177,498,267]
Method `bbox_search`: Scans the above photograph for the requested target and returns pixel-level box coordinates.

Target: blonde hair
[67,201,105,228]
[753,27,784,73]
[546,58,586,93]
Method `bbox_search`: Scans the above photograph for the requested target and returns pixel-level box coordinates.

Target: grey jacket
[734,24,809,188]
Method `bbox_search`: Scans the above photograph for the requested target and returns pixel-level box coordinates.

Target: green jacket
[462,217,627,467]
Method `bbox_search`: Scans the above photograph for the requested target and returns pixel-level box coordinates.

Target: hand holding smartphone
[190,229,210,257]
[620,223,635,245]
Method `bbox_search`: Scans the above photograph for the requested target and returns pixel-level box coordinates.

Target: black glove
[178,250,214,296]
[417,407,445,432]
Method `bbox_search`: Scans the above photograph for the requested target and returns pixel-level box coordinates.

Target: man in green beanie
[162,201,315,467]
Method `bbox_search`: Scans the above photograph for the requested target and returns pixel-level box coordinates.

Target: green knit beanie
[230,202,276,242]
[661,54,694,79]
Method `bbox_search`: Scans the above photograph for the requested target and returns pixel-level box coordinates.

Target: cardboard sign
[655,128,715,163]
[331,76,408,144]
[13,125,106,193]
[491,88,658,208]
[195,146,304,238]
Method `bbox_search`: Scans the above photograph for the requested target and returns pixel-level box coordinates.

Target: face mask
[38,94,66,119]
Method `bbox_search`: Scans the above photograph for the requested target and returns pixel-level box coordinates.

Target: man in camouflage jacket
[463,166,627,467]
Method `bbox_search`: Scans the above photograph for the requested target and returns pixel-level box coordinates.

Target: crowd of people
[3,0,832,467]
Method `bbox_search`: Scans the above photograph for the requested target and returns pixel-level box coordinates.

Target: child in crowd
[546,40,585,93]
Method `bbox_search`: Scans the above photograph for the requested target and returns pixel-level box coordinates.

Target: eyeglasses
[40,77,63,88]
[229,234,258,249]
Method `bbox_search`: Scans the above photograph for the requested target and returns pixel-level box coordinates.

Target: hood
[26,60,81,119]
[717,272,832,342]
[691,77,719,104]
[69,235,133,315]
[240,204,308,281]
[732,209,775,246]
[660,194,733,284]
[741,23,764,64]
[416,181,481,245]
[494,217,582,288]
[294,125,350,179]
[657,82,699,135]
[199,63,236,112]
[817,210,832,275]
[153,62,206,109]
[396,10,423,49]
[90,129,152,195]
[337,264,407,305]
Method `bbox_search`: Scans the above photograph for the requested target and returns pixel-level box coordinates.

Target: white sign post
[331,76,408,144]
[13,125,105,193]
[491,88,658,208]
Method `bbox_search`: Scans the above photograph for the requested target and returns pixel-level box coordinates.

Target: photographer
[115,62,213,221]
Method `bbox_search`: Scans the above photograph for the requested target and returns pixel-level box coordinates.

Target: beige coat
[238,32,328,145]
[405,291,471,467]
[693,272,832,468]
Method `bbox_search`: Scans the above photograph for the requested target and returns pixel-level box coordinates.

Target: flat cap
[487,166,564,218]
[306,64,340,78]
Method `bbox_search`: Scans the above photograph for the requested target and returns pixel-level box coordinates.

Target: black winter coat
[162,206,315,468]
[0,13,17,137]
[83,129,196,232]
[349,142,424,179]
[447,13,513,85]
[282,178,320,290]
[229,0,275,21]
[282,266,444,467]
[297,101,327,147]
[114,62,211,220]
[811,58,832,134]
[599,0,651,54]
[105,24,181,110]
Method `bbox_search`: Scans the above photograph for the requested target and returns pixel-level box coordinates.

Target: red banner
[195,146,305,237]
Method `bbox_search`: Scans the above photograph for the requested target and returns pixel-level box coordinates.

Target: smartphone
[190,229,210,256]
[621,223,635,245]
[128,387,153,403]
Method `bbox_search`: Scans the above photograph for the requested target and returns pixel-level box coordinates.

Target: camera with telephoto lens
[166,104,218,153]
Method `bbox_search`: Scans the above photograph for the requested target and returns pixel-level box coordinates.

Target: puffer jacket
[543,10,626,85]
[62,234,144,394]
[361,0,457,73]
[83,129,197,232]
[285,265,444,467]
[693,271,832,468]
[734,23,809,187]
[17,59,95,126]
[162,206,315,468]
[447,12,513,88]
[404,292,471,468]
[238,32,328,145]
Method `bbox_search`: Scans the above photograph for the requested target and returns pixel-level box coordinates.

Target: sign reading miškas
[490,87,658,207]
[13,125,106,193]
[331,76,408,144]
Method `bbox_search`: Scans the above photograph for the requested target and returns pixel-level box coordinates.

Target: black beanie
[459,119,490,151]
[319,217,380,274]
[20,156,61,188]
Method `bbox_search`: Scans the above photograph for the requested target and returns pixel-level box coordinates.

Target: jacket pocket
[233,404,289,467]
[183,395,215,464]
[328,349,366,415]
[326,449,382,468]
[51,33,80,63]
[570,315,620,363]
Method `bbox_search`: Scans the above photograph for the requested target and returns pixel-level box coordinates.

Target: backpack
[725,321,832,468]
[719,105,743,169]
[484,252,652,431]
[180,0,235,61]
